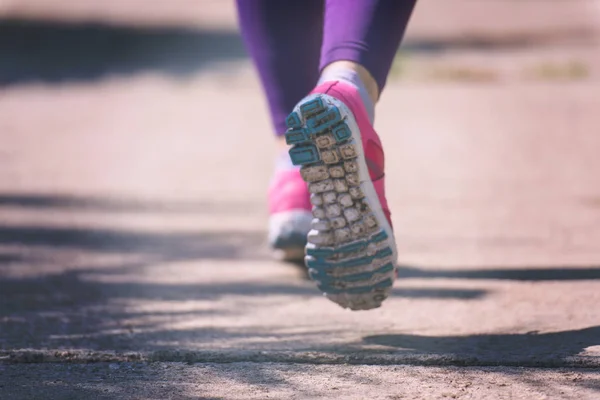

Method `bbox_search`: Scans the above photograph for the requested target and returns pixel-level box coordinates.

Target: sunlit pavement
[0,1,599,398]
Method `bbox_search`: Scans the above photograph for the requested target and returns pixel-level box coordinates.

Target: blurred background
[1,0,600,386]
[1,0,598,264]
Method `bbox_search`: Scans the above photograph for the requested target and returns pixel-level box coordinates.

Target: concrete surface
[1,363,599,400]
[1,1,599,399]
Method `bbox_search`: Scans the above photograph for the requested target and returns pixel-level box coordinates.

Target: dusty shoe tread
[284,94,397,311]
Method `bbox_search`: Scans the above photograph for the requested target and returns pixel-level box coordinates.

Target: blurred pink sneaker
[268,166,312,261]
[284,81,397,310]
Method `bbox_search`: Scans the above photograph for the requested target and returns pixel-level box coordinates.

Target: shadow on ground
[1,18,596,86]
[0,192,261,214]
[0,362,598,400]
[363,326,600,366]
[0,192,492,353]
[0,225,266,260]
[0,193,598,364]
[402,26,597,53]
[399,265,600,281]
[0,18,247,86]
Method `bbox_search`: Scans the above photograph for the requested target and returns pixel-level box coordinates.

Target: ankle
[318,61,378,124]
[321,61,379,104]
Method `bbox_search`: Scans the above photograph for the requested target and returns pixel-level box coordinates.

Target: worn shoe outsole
[285,93,398,310]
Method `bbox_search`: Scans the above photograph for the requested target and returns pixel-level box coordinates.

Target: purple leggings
[236,0,417,136]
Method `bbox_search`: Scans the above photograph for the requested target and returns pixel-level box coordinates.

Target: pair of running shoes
[267,80,397,311]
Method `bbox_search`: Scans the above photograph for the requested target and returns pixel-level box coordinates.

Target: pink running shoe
[268,167,312,261]
[284,81,397,310]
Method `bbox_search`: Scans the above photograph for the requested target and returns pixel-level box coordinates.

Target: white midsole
[268,210,313,244]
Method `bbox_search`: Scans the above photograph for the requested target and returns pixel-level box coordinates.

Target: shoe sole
[285,93,397,311]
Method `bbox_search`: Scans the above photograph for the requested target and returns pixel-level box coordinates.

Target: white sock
[275,149,297,170]
[318,67,375,123]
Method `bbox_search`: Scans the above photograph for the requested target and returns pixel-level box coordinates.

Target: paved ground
[1,1,599,399]
[1,363,599,400]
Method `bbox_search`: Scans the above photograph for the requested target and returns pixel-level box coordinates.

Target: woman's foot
[285,80,397,310]
[268,157,312,261]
